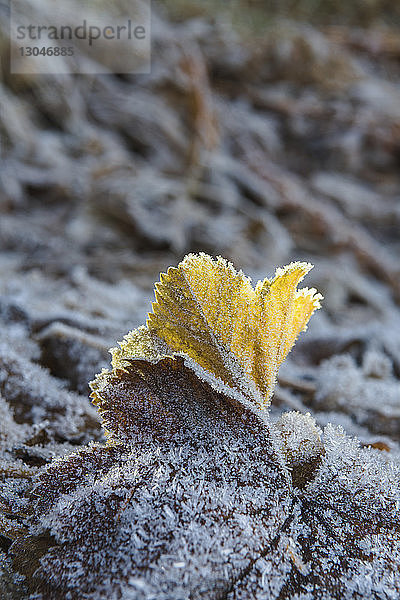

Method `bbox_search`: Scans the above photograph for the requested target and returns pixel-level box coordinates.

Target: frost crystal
[275,411,324,488]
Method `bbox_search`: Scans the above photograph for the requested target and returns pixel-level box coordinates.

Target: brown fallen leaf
[5,255,400,600]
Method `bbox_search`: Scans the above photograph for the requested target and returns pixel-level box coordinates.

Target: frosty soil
[1,1,400,598]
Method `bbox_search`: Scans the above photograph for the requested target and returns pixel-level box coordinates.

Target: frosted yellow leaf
[147,253,322,407]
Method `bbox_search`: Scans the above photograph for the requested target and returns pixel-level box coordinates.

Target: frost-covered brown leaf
[3,254,399,600]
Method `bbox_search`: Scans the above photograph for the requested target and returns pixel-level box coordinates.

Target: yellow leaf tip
[143,253,323,408]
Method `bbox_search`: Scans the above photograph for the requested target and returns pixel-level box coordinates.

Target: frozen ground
[0,2,399,598]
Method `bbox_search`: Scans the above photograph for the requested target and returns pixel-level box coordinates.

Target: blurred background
[0,0,400,448]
